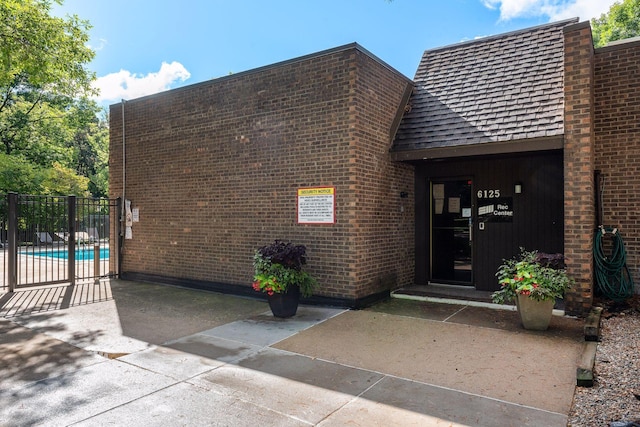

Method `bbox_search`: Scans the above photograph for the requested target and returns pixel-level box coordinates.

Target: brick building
[110,19,640,315]
[109,45,415,307]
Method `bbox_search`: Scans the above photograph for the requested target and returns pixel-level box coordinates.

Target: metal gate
[1,193,120,291]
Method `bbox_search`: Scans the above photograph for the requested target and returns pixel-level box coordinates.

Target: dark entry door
[430,179,473,285]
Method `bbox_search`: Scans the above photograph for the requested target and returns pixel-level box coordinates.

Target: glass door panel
[430,179,473,285]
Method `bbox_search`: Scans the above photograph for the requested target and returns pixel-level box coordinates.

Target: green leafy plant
[252,240,316,297]
[492,248,573,304]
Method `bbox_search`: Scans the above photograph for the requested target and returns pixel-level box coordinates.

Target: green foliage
[2,96,75,163]
[252,241,317,297]
[41,161,90,196]
[592,0,640,47]
[0,153,88,196]
[492,248,573,303]
[0,0,106,197]
[0,153,39,193]
[69,105,109,197]
[0,0,96,99]
[89,112,109,197]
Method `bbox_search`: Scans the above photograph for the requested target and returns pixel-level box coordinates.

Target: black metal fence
[1,194,120,291]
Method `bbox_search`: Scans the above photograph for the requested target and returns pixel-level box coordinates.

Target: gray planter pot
[516,293,555,331]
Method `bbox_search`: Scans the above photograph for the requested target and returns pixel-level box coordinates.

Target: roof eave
[389,83,415,143]
[390,136,564,161]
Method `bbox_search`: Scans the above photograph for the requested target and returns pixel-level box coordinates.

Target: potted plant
[492,248,573,330]
[252,240,316,318]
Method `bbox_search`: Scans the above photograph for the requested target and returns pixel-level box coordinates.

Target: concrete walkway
[0,280,585,426]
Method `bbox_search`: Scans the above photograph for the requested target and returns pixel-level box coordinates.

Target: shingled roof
[392,18,578,160]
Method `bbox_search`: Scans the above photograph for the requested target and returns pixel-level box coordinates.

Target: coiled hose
[593,226,635,301]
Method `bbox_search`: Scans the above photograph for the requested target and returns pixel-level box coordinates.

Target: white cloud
[93,61,191,103]
[545,0,618,21]
[89,38,108,52]
[481,0,619,22]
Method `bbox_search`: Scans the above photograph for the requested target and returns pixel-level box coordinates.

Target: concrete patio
[0,279,586,426]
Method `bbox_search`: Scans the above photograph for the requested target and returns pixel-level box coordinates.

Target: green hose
[593,226,635,301]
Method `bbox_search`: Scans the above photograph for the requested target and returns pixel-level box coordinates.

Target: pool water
[27,247,110,260]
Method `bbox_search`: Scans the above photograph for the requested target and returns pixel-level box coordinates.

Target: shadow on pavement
[108,280,269,344]
[0,280,586,426]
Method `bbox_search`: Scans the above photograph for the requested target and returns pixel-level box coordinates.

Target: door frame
[428,176,475,287]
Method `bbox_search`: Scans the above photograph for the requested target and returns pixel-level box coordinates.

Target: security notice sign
[297,187,335,224]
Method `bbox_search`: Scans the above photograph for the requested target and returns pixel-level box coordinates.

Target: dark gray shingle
[393,19,578,153]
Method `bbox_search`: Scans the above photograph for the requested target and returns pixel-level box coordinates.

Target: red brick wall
[109,45,414,303]
[594,39,640,293]
[351,52,415,297]
[563,22,596,315]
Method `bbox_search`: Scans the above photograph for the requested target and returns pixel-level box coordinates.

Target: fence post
[68,195,76,286]
[116,197,122,277]
[94,243,100,283]
[7,193,17,292]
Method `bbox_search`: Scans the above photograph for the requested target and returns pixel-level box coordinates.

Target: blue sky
[53,0,617,106]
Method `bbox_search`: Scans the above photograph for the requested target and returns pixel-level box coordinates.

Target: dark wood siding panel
[416,151,564,291]
[414,169,429,285]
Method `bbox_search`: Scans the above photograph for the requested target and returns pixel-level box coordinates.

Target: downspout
[121,99,126,235]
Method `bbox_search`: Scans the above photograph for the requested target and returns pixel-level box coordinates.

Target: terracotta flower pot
[516,293,555,331]
[267,285,300,318]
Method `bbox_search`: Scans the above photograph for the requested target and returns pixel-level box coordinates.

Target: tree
[0,153,87,195]
[0,152,39,193]
[71,106,109,197]
[0,0,102,196]
[592,0,640,47]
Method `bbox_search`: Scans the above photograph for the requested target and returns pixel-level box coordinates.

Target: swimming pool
[26,247,110,260]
